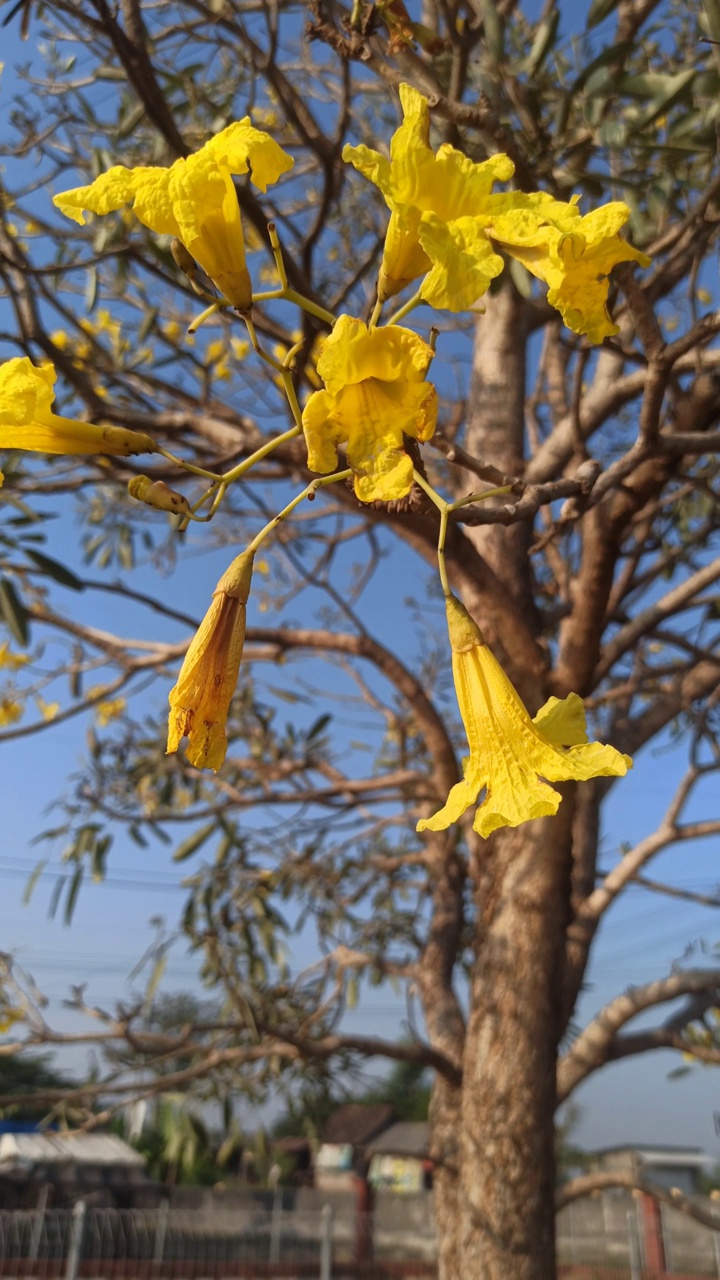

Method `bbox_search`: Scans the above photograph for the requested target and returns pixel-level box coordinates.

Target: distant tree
[0,1053,78,1123]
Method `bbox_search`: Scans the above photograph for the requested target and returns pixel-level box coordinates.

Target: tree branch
[557,969,720,1102]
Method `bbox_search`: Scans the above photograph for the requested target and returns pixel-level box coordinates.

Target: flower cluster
[0,86,644,825]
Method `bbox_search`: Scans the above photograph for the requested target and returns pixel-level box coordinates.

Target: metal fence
[2,1204,720,1279]
[0,1205,435,1279]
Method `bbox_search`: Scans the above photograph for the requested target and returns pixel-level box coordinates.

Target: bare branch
[557,970,720,1102]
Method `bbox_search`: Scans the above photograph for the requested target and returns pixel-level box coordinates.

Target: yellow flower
[491,203,651,343]
[0,697,23,727]
[0,358,156,463]
[36,696,60,722]
[418,595,631,838]
[167,549,254,771]
[53,121,293,312]
[344,84,514,303]
[94,696,126,727]
[344,85,649,331]
[301,315,437,502]
[0,1003,23,1034]
[0,643,29,671]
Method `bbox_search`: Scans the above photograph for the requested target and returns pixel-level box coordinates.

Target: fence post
[627,1208,642,1280]
[154,1197,170,1265]
[65,1200,86,1280]
[320,1203,333,1280]
[269,1185,282,1265]
[29,1183,49,1261]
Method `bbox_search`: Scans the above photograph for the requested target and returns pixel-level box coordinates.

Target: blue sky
[1,3,720,1160]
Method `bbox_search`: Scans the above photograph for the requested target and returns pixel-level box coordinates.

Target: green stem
[268,222,288,290]
[282,288,336,327]
[385,291,423,326]
[246,469,352,555]
[437,507,451,597]
[155,447,222,482]
[187,300,227,334]
[243,313,286,372]
[448,484,515,512]
[368,298,383,328]
[412,469,451,597]
[221,425,302,485]
[412,468,447,513]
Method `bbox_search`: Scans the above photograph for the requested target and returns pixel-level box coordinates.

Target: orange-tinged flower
[0,358,156,464]
[418,595,632,838]
[167,550,254,771]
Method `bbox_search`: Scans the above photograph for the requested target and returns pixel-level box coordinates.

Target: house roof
[591,1145,711,1168]
[367,1122,429,1159]
[322,1104,395,1148]
[0,1132,146,1172]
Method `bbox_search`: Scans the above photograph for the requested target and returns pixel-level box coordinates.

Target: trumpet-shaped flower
[344,84,648,334]
[418,596,631,838]
[0,358,156,468]
[54,121,293,311]
[167,549,254,771]
[301,315,438,503]
[491,202,651,342]
[344,83,516,303]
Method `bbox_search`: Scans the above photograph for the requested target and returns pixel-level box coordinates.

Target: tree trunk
[433,811,574,1279]
[430,1075,463,1279]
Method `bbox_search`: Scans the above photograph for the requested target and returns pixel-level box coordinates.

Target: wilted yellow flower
[54,121,293,312]
[167,549,254,771]
[418,596,631,838]
[0,358,156,465]
[301,315,437,502]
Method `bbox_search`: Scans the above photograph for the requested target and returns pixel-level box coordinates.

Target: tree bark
[453,810,574,1278]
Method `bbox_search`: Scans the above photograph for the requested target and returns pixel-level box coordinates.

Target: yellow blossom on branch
[0,358,156,468]
[167,549,254,771]
[53,121,293,312]
[490,203,651,343]
[94,697,126,727]
[0,697,23,727]
[0,643,29,671]
[301,315,438,502]
[418,596,631,838]
[344,84,649,333]
[343,83,515,303]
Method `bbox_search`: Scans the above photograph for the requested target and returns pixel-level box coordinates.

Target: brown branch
[557,969,720,1103]
[557,1172,720,1231]
[594,557,720,681]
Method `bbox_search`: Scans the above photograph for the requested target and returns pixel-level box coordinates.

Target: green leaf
[23,861,47,906]
[25,549,85,591]
[477,0,504,61]
[524,9,559,78]
[48,874,66,921]
[586,0,621,28]
[173,820,217,862]
[0,577,30,646]
[64,864,84,925]
[84,266,98,312]
[701,0,720,44]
